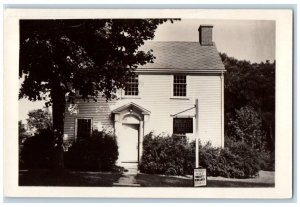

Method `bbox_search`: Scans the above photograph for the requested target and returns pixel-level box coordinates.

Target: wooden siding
[64,73,223,147]
[64,97,116,142]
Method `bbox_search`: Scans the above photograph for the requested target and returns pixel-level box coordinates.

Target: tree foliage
[19,120,26,135]
[227,106,266,151]
[19,19,176,168]
[220,53,275,154]
[26,108,52,133]
[19,19,176,103]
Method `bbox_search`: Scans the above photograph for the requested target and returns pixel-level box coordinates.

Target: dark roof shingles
[137,41,225,71]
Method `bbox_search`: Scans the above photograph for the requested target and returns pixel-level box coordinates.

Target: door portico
[112,102,150,166]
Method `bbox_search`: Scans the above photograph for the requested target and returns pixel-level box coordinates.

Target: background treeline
[220,53,275,170]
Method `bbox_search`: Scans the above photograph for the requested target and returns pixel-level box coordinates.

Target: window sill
[170,97,190,100]
[121,96,142,99]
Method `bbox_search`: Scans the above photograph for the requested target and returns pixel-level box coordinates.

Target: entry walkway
[113,163,140,187]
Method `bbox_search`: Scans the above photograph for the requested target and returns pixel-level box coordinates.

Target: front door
[119,123,139,163]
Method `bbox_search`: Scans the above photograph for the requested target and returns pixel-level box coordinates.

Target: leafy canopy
[19,19,177,105]
[220,53,275,153]
[26,108,52,133]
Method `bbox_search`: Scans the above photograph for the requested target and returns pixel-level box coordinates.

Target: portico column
[114,113,122,165]
[139,120,144,162]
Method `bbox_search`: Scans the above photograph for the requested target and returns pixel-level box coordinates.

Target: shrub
[139,132,191,175]
[191,141,260,178]
[223,141,261,178]
[139,133,261,178]
[20,129,54,169]
[198,142,223,176]
[226,136,274,172]
[64,130,118,171]
[218,147,245,178]
[257,150,275,171]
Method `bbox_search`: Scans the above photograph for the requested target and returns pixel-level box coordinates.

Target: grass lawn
[19,169,274,187]
[207,171,275,187]
[136,174,193,187]
[136,171,275,187]
[19,169,122,186]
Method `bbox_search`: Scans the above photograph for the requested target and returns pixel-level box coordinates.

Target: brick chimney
[198,25,213,46]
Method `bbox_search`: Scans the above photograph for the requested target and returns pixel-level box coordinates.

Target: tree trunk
[51,84,66,170]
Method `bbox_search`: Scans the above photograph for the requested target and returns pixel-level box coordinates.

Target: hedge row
[20,129,119,171]
[139,132,264,178]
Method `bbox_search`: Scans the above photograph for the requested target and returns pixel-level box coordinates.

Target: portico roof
[111,102,151,115]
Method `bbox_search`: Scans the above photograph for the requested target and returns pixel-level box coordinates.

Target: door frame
[112,102,150,165]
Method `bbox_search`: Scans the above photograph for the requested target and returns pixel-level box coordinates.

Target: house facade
[63,25,226,166]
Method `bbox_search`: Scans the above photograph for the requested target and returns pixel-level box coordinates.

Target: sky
[19,19,276,122]
[153,19,275,63]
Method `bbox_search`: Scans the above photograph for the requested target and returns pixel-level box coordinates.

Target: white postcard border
[4,9,293,198]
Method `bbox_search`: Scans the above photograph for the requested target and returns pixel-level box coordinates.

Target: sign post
[195,99,199,168]
[194,99,207,187]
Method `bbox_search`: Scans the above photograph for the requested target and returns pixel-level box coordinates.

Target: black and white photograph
[4,9,293,198]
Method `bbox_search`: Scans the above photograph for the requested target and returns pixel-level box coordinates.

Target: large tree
[220,53,275,153]
[19,19,176,168]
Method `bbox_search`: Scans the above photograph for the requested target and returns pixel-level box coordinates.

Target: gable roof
[136,41,225,74]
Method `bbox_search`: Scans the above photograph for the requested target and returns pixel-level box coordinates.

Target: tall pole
[195,99,199,168]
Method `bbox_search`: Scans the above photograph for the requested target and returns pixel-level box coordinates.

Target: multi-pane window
[77,118,92,140]
[125,75,139,96]
[173,75,187,96]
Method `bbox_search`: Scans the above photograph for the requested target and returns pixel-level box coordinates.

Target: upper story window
[173,75,187,97]
[125,75,139,96]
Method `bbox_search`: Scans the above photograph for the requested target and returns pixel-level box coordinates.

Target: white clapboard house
[63,25,226,166]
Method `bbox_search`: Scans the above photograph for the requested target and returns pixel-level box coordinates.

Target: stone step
[121,163,138,168]
[120,163,139,174]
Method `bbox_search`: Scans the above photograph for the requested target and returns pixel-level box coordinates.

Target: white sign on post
[194,168,207,187]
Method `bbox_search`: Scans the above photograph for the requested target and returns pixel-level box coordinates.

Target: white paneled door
[119,124,139,163]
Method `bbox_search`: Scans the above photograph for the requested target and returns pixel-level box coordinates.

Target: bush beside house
[139,133,193,175]
[20,129,119,172]
[64,130,118,171]
[139,132,263,178]
[20,129,54,169]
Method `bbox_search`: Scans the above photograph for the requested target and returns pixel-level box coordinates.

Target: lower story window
[77,118,92,140]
